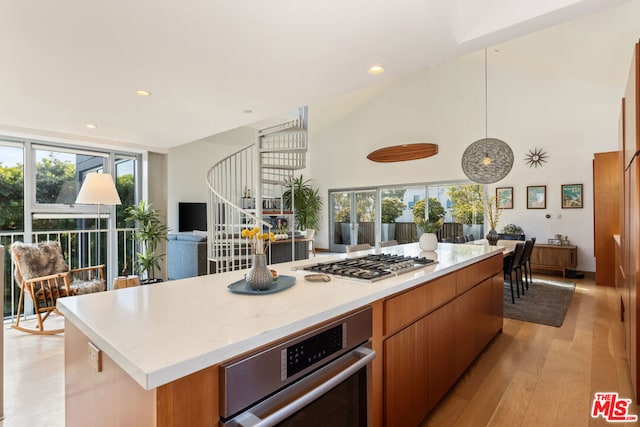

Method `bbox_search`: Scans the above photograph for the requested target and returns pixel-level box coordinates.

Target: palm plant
[282,175,323,231]
[125,200,169,281]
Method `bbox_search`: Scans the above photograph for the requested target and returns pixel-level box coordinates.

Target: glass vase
[246,253,273,290]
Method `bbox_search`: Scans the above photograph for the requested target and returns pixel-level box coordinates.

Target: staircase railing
[206,107,308,274]
[206,144,272,274]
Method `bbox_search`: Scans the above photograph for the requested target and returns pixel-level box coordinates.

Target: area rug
[503,278,575,327]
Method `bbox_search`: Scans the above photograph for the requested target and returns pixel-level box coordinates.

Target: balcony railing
[1,228,137,320]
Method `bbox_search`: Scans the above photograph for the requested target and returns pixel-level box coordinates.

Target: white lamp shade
[75,172,122,205]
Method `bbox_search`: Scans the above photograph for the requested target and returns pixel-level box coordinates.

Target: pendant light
[461,49,513,184]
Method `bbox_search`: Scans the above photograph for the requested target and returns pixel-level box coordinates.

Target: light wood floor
[0,275,637,426]
[423,275,639,426]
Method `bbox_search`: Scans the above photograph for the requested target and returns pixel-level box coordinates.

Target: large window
[1,139,142,318]
[115,156,137,228]
[329,182,485,252]
[0,143,24,231]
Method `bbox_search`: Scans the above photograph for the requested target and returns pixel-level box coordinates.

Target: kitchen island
[58,242,504,427]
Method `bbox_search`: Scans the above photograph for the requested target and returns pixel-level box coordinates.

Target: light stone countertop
[57,242,503,390]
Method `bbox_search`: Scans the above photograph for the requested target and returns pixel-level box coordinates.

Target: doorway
[329,190,377,252]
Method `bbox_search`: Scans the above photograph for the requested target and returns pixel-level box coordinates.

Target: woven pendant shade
[461,49,513,184]
[461,138,513,184]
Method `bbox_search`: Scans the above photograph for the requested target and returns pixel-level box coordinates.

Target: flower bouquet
[241,227,275,254]
[241,227,276,290]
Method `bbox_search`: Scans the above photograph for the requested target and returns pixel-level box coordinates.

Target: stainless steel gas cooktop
[296,253,436,282]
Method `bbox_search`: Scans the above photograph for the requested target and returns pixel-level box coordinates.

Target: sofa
[168,232,207,280]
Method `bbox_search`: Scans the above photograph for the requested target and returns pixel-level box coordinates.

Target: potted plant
[412,198,445,234]
[125,200,169,284]
[381,197,406,241]
[500,223,525,240]
[282,175,323,231]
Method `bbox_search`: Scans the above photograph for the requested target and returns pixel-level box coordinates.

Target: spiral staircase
[206,107,308,273]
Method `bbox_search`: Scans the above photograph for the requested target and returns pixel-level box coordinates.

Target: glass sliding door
[114,156,137,277]
[354,190,376,248]
[329,190,377,252]
[330,191,352,252]
[329,182,485,251]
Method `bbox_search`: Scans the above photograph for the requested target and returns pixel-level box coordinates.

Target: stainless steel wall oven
[220,307,375,426]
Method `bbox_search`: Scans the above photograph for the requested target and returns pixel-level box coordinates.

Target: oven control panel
[220,307,372,419]
[283,323,345,379]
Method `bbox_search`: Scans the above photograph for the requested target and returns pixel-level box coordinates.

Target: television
[178,202,207,232]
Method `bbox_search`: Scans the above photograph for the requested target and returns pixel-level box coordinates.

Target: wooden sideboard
[530,244,577,278]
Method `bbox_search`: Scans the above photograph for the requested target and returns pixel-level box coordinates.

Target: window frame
[0,137,142,229]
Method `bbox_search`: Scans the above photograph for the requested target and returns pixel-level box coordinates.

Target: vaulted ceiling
[0,0,631,150]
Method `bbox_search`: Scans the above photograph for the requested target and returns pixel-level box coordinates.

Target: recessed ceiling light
[85,124,97,129]
[136,90,152,96]
[368,65,386,75]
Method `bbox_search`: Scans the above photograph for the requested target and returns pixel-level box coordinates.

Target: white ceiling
[0,0,631,151]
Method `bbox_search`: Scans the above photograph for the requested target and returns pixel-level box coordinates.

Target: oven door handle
[235,347,375,427]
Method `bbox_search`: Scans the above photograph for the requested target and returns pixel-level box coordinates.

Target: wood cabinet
[530,244,577,277]
[378,254,503,427]
[593,152,621,286]
[620,40,640,401]
[65,321,220,427]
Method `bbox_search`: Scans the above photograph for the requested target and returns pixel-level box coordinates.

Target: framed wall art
[496,187,513,209]
[527,185,546,209]
[561,184,583,208]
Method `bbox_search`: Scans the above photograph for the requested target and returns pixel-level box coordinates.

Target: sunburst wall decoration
[524,147,548,168]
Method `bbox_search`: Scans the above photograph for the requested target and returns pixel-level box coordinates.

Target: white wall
[167,127,255,231]
[306,3,639,272]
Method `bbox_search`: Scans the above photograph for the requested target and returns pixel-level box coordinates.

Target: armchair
[11,241,105,335]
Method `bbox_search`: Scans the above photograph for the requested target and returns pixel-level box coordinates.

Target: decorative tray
[228,275,296,295]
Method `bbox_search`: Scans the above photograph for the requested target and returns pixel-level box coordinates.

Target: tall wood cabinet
[593,151,620,286]
[620,40,640,401]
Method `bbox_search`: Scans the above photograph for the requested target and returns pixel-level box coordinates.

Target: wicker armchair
[11,241,105,335]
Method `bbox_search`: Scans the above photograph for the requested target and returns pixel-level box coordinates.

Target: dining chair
[455,236,466,243]
[346,243,372,253]
[524,237,536,286]
[520,239,535,290]
[378,240,398,248]
[303,229,316,257]
[503,242,525,304]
